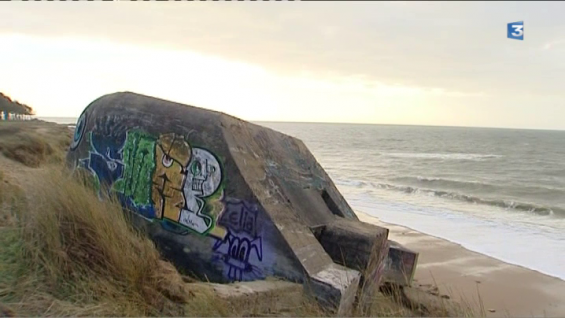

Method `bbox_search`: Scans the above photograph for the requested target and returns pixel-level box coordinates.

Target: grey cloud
[2,2,565,96]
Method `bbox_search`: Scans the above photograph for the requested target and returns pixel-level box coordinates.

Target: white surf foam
[342,190,565,281]
[381,152,503,161]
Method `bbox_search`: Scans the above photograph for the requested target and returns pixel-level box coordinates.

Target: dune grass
[0,122,70,167]
[0,169,194,316]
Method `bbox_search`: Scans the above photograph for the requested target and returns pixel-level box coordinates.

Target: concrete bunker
[66,92,418,313]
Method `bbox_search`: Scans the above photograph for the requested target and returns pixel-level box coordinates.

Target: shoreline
[356,210,565,317]
[364,207,565,283]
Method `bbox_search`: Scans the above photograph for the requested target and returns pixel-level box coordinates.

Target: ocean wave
[334,179,368,187]
[334,178,565,217]
[416,176,442,181]
[412,176,484,184]
[377,183,565,216]
[381,152,503,161]
[392,176,498,190]
[390,176,565,200]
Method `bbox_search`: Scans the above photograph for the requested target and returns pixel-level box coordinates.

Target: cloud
[1,2,565,129]
[2,2,565,98]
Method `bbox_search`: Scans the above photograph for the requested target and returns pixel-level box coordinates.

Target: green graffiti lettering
[113,131,156,206]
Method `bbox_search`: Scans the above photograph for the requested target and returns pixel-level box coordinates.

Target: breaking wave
[333,178,565,217]
[391,176,498,191]
[381,152,503,161]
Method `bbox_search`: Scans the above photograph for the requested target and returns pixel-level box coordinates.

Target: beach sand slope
[357,212,565,317]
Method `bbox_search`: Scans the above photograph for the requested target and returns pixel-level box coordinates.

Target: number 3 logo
[512,25,524,37]
[507,21,524,40]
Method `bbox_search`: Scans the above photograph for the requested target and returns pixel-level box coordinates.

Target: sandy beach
[356,211,565,317]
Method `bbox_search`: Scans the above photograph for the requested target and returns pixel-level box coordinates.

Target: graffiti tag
[218,199,259,237]
[212,230,264,282]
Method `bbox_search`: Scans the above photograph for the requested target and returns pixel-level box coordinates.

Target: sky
[1,2,565,130]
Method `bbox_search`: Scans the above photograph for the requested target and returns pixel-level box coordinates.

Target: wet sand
[356,211,565,317]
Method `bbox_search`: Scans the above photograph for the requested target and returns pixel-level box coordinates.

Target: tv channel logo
[507,21,524,40]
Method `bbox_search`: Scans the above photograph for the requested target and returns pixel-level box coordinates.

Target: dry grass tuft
[0,122,70,167]
[0,169,195,316]
[0,176,25,228]
[0,133,54,167]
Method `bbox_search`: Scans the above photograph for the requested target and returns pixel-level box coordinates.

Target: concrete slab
[200,280,305,316]
[314,218,390,309]
[384,240,419,287]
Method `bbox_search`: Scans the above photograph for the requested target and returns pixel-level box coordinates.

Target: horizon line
[35,116,565,133]
[255,120,565,132]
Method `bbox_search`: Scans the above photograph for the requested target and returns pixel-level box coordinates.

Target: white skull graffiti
[179,148,223,233]
[187,148,222,197]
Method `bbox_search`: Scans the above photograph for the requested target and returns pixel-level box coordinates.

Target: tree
[0,92,35,116]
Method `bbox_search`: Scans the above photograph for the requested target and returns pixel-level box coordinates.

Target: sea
[40,117,565,281]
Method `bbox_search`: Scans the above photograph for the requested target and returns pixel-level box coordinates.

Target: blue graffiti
[218,198,259,237]
[70,111,87,150]
[212,231,264,282]
[82,130,158,220]
[118,194,157,220]
[80,131,126,192]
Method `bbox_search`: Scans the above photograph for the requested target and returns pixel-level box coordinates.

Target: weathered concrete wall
[66,92,395,312]
[384,241,419,286]
[313,219,390,308]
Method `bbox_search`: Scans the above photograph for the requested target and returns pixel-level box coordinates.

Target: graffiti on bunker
[212,230,264,282]
[71,118,281,283]
[77,126,225,237]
